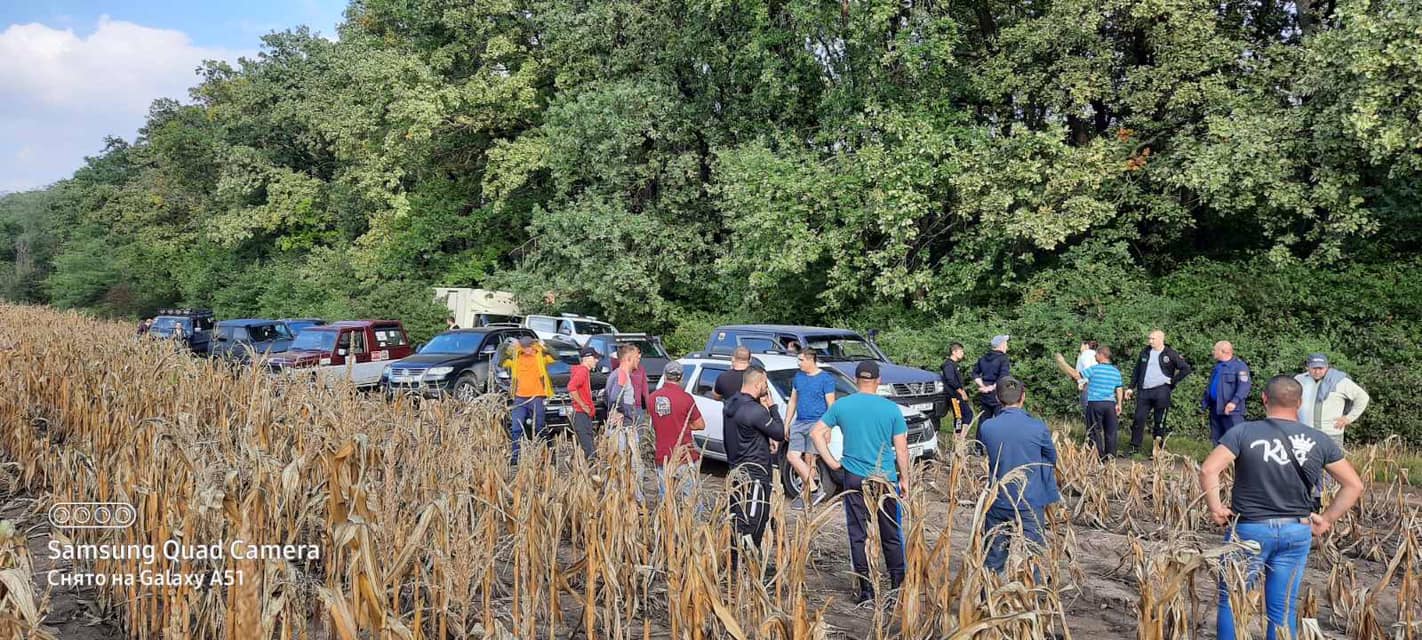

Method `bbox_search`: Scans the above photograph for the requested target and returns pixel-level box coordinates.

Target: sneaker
[810,490,829,506]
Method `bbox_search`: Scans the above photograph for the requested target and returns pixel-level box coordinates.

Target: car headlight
[932,380,944,393]
[426,366,454,378]
[876,384,894,396]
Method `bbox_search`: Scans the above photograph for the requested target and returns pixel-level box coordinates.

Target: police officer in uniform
[1125,330,1192,454]
[1203,340,1250,445]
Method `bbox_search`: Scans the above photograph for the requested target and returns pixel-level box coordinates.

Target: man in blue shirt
[1058,346,1124,460]
[977,377,1061,573]
[785,349,837,507]
[810,360,909,606]
[1203,341,1251,445]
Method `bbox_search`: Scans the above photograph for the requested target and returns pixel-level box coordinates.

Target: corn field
[0,305,1417,639]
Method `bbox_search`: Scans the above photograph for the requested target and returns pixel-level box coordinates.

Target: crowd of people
[492,327,1375,635]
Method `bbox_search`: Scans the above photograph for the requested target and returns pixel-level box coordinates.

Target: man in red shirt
[647,361,705,504]
[568,346,600,460]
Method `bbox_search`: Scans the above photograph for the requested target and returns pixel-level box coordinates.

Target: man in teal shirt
[810,361,909,606]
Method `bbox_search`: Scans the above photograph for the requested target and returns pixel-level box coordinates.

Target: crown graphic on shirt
[1288,433,1316,464]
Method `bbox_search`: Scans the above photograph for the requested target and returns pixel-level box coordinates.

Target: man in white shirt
[1294,353,1369,449]
[1074,340,1098,424]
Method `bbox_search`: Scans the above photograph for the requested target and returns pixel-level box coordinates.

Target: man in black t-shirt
[712,346,752,401]
[1199,375,1363,640]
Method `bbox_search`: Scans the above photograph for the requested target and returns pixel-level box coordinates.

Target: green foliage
[0,0,1420,444]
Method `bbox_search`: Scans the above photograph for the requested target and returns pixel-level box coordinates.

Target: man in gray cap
[1294,353,1370,449]
[972,335,1013,421]
[648,361,706,502]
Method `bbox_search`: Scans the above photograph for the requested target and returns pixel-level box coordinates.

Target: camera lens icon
[49,502,136,529]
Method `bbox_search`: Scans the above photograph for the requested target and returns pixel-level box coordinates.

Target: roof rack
[157,308,213,316]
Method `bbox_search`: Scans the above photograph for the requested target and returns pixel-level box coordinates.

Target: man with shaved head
[1203,341,1251,445]
[712,346,754,401]
[1125,329,1193,455]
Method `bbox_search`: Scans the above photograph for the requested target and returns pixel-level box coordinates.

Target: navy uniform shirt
[1204,357,1251,416]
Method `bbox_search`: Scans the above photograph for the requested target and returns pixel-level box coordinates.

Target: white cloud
[0,17,244,192]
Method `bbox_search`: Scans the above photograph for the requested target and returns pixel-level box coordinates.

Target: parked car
[278,318,327,333]
[266,320,413,388]
[210,319,294,363]
[382,326,539,401]
[663,353,939,498]
[522,313,617,345]
[494,336,609,428]
[148,308,216,355]
[584,333,671,387]
[704,325,946,421]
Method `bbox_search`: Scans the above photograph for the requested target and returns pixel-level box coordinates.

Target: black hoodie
[723,392,785,479]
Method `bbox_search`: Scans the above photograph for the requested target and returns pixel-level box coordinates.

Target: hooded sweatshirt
[723,392,785,479]
[1294,369,1370,440]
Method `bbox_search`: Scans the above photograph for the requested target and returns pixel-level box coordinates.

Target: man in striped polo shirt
[1059,346,1124,460]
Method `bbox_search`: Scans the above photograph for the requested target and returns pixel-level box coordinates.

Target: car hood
[246,339,291,353]
[268,349,326,364]
[821,360,938,383]
[388,353,475,368]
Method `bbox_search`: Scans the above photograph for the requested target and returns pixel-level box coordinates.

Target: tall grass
[0,305,1415,639]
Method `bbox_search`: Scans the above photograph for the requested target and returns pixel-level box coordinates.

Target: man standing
[501,336,554,464]
[810,361,909,605]
[1125,330,1193,455]
[940,342,973,434]
[1200,376,1363,640]
[1294,353,1370,450]
[972,335,1012,421]
[1057,347,1124,460]
[724,367,785,571]
[648,361,705,501]
[1074,340,1098,424]
[606,344,651,497]
[446,316,460,331]
[1204,341,1251,445]
[568,346,600,460]
[712,346,753,401]
[977,377,1061,572]
[785,349,836,507]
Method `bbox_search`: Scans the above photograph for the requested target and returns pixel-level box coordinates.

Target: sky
[0,1,348,193]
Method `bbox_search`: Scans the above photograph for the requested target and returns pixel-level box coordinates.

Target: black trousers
[1086,401,1119,460]
[1130,385,1173,449]
[978,396,1003,421]
[729,474,771,570]
[948,395,974,432]
[842,472,906,596]
[571,411,596,460]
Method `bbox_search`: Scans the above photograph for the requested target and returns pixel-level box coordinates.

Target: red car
[266,320,413,388]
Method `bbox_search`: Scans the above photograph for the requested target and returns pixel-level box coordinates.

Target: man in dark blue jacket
[972,334,1012,421]
[1203,341,1251,445]
[977,377,1060,572]
[724,367,785,572]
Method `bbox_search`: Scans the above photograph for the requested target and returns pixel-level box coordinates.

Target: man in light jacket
[1294,353,1369,449]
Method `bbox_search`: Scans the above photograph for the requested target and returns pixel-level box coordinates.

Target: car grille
[907,418,933,444]
[892,382,936,396]
[389,368,424,378]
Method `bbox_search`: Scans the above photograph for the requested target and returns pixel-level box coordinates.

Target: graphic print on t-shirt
[654,395,672,417]
[1249,432,1318,466]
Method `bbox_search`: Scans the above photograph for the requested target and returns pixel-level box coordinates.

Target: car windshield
[419,332,484,354]
[620,338,667,358]
[151,317,191,332]
[768,368,859,399]
[285,320,321,332]
[290,331,337,352]
[804,335,880,361]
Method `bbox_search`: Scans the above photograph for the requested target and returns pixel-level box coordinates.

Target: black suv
[209,319,294,363]
[148,308,216,355]
[382,326,540,401]
[493,336,609,427]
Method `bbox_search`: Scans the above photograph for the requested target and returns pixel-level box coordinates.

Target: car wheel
[453,374,481,402]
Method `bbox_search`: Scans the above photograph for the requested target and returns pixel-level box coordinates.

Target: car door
[688,363,728,460]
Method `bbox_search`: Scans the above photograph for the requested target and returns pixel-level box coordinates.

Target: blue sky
[0,1,348,193]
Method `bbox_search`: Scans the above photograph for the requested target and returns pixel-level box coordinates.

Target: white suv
[659,354,940,468]
[522,313,618,345]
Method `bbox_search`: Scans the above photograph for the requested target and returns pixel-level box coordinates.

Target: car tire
[453,374,481,402]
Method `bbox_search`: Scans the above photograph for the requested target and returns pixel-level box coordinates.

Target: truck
[266,320,414,388]
[209,319,294,363]
[148,308,216,355]
[434,288,522,329]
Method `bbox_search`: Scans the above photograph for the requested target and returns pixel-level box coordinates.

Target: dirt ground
[3,456,1406,640]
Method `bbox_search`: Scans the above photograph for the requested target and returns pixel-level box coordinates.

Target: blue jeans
[1217,521,1313,640]
[983,504,1047,573]
[510,396,545,463]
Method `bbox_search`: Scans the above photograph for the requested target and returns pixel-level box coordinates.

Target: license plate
[391,375,414,383]
[911,402,935,412]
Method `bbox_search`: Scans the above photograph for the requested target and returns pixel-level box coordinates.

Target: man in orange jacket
[502,336,554,464]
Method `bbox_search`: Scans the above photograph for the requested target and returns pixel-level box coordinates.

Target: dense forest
[1,0,1419,441]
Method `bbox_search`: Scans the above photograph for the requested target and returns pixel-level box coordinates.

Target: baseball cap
[518,336,534,347]
[663,361,684,377]
[855,361,880,380]
[578,346,598,359]
[990,334,1010,349]
[1305,353,1329,368]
